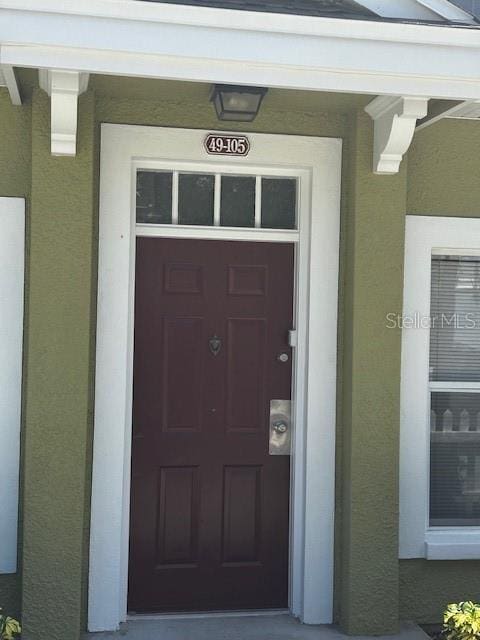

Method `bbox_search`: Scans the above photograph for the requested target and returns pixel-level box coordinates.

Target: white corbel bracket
[39,69,89,157]
[365,96,429,174]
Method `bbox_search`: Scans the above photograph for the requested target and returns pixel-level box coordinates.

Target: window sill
[425,530,480,560]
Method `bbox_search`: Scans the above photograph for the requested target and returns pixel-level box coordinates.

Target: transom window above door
[136,170,297,230]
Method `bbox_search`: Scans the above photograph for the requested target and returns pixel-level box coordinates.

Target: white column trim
[38,69,89,156]
[0,197,25,575]
[365,95,429,174]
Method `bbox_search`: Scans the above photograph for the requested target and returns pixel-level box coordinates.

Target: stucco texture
[92,78,403,635]
[0,88,31,618]
[16,76,355,640]
[339,111,406,635]
[408,119,480,217]
[21,89,96,640]
[93,75,355,631]
[3,72,480,640]
[398,119,480,624]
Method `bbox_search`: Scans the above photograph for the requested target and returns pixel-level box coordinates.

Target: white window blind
[429,255,480,527]
[0,197,24,574]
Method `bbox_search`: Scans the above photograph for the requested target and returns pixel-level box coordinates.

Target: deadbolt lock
[273,421,288,434]
[269,400,291,456]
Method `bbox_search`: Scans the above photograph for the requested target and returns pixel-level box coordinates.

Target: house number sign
[204,134,250,157]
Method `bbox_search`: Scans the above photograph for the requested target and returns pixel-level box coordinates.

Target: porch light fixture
[210,84,268,122]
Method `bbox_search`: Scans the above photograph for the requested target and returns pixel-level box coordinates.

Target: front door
[128,237,294,613]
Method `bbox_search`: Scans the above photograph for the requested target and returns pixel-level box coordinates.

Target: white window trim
[400,215,480,560]
[0,197,25,574]
[88,125,341,632]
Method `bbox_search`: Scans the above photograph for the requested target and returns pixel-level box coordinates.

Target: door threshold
[127,609,290,621]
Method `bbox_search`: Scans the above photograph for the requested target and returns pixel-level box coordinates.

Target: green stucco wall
[340,111,405,634]
[94,77,355,632]
[398,119,480,624]
[408,119,480,217]
[21,89,96,640]
[0,88,31,618]
[2,73,480,640]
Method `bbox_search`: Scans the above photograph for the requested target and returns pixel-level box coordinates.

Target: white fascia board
[2,1,480,100]
[2,0,480,47]
[6,43,480,102]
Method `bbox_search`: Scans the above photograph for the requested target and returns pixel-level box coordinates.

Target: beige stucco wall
[1,74,480,639]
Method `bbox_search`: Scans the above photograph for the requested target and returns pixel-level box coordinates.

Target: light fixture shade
[211,84,268,122]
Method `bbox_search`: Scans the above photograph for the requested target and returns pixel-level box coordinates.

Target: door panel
[162,317,203,431]
[129,238,294,613]
[222,466,262,564]
[226,318,266,432]
[156,466,200,567]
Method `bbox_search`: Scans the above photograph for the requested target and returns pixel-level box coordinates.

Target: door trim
[88,125,342,631]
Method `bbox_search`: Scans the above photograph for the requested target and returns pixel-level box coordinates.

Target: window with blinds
[429,255,480,526]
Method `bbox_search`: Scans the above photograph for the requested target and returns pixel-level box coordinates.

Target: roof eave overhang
[3,0,480,169]
[1,0,480,100]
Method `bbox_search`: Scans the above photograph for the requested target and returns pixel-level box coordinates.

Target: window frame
[400,215,480,560]
[134,161,301,234]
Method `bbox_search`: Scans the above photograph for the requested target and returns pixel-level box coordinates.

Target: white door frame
[88,124,341,632]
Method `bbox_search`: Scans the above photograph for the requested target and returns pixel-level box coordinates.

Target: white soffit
[449,100,480,117]
[358,0,476,21]
[415,0,477,21]
[1,1,480,100]
[415,98,480,131]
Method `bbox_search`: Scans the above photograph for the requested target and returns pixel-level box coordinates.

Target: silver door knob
[273,421,288,434]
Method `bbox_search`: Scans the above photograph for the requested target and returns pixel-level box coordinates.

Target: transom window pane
[220,176,255,228]
[261,178,297,230]
[430,392,480,526]
[429,254,480,527]
[135,170,298,231]
[178,173,215,226]
[430,256,480,382]
[136,171,172,224]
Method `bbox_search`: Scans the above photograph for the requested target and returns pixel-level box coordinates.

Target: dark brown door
[128,238,294,613]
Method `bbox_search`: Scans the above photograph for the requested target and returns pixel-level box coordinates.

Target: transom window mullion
[255,176,262,228]
[172,171,179,225]
[214,174,221,227]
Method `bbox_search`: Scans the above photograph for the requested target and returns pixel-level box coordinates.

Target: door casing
[89,124,342,631]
